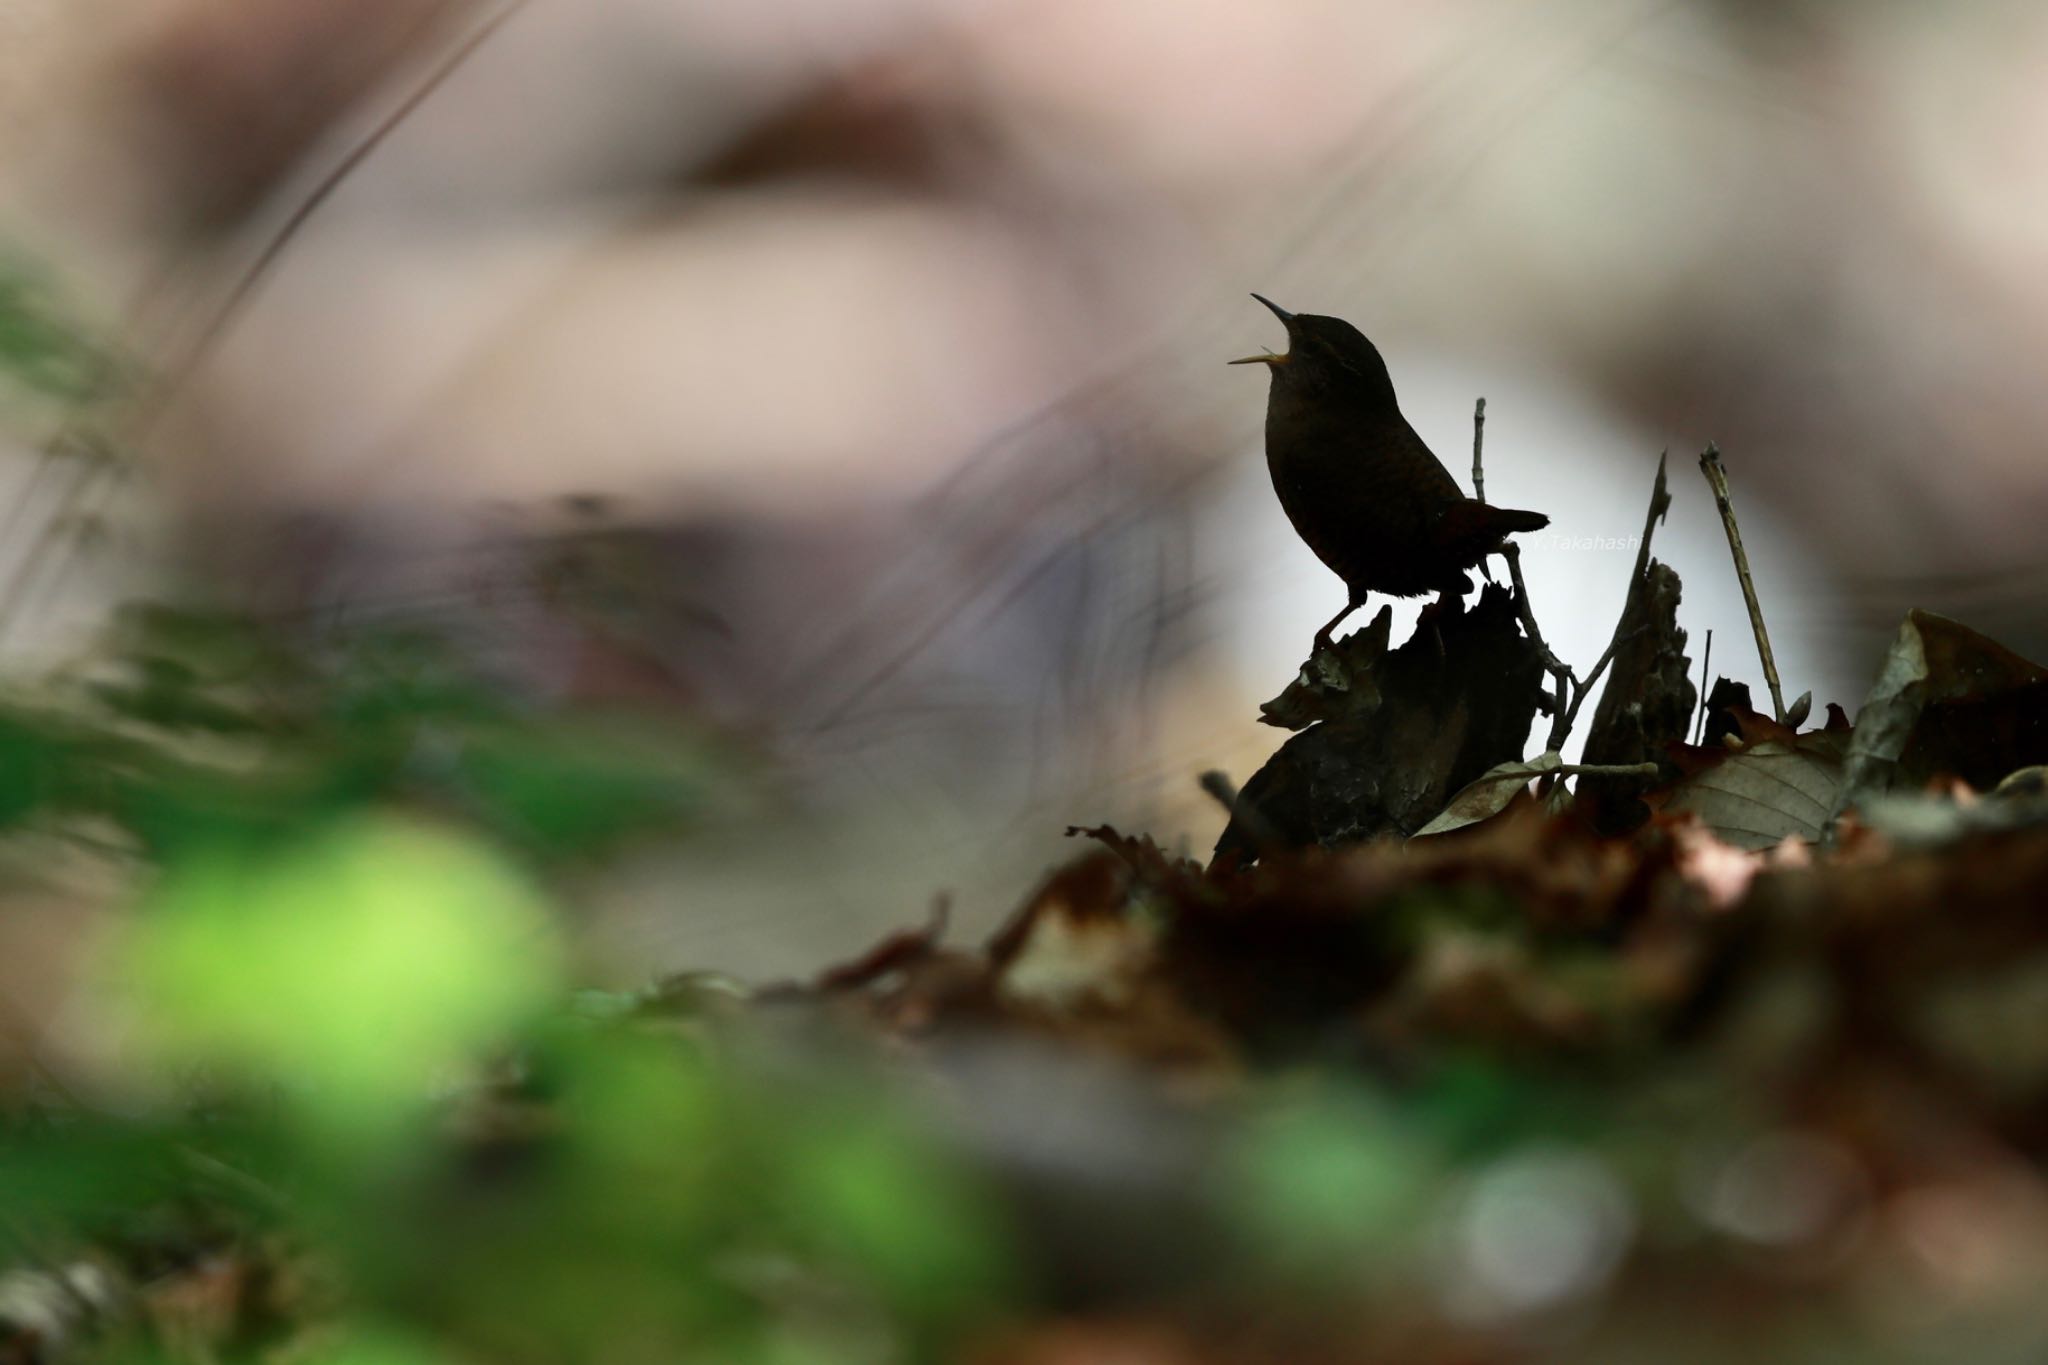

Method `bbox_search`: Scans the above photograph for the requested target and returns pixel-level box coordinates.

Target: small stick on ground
[1698,445,1787,723]
[1694,629,1713,744]
[1457,760,1663,792]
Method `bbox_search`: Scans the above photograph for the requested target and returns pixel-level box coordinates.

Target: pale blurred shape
[1857,1169,2048,1344]
[959,0,1457,191]
[1443,1146,1633,1319]
[193,197,1072,512]
[1889,1175,2048,1305]
[1703,1129,1868,1250]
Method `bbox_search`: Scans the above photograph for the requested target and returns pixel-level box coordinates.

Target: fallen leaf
[1661,738,1843,850]
[1836,610,2048,820]
[1220,588,1547,861]
[1413,751,1561,836]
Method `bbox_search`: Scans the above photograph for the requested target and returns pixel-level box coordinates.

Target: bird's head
[1229,294,1397,407]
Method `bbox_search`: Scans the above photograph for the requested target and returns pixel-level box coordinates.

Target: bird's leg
[1312,593,1364,656]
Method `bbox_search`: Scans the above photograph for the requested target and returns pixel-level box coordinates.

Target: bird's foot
[1311,597,1363,662]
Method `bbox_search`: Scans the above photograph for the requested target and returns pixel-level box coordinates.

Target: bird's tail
[1486,506,1549,535]
[1440,500,1549,548]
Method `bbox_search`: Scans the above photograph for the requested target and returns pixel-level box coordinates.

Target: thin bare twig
[1470,396,1487,503]
[1694,628,1713,744]
[1563,760,1661,780]
[1697,444,1787,722]
[0,463,110,639]
[1547,450,1670,749]
[1503,544,1572,685]
[149,0,534,426]
[1469,400,1573,746]
[0,1,531,645]
[0,448,69,642]
[1460,759,1661,790]
[0,329,142,645]
[0,448,55,550]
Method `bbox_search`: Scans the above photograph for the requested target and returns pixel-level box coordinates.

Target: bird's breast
[1263,401,1466,594]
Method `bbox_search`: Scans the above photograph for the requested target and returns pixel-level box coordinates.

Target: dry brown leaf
[1413,751,1561,836]
[1837,610,2048,818]
[1661,738,1843,850]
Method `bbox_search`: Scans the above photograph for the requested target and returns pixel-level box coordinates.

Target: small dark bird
[1232,294,1549,652]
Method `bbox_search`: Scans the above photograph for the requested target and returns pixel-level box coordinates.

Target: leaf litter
[760,448,2048,1362]
[15,446,2048,1365]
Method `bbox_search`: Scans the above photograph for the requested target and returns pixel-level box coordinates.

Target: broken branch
[1698,444,1788,723]
[1470,396,1488,504]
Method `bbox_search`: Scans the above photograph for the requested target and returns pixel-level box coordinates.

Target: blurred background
[1,0,2045,979]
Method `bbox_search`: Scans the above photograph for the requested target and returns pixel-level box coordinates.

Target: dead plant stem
[1697,444,1787,723]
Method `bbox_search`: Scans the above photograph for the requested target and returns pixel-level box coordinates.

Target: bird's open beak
[1229,292,1294,365]
[1250,293,1293,322]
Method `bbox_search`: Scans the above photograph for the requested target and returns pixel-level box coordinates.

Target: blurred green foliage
[1223,1083,1439,1279]
[124,816,561,1142]
[0,586,1009,1361]
[0,603,734,861]
[343,1026,1010,1364]
[0,254,118,407]
[0,257,1002,1356]
[0,251,970,1360]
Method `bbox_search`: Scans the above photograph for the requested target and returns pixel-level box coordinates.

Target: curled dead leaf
[1413,751,1562,836]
